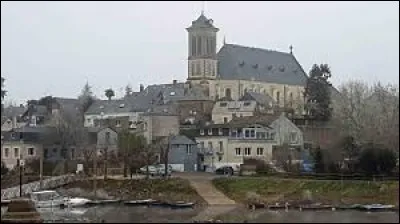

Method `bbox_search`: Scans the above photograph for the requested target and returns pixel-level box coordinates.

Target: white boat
[30,190,66,208]
[30,190,91,208]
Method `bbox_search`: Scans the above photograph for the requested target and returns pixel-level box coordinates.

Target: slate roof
[187,13,218,30]
[240,91,277,107]
[53,97,82,118]
[170,135,197,145]
[228,114,281,127]
[217,44,308,86]
[2,106,26,119]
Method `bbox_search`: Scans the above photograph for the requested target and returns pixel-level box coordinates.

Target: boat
[168,201,195,209]
[30,190,66,208]
[124,199,157,206]
[30,190,91,209]
[359,204,396,211]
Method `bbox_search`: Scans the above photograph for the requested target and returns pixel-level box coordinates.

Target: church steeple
[186,12,219,81]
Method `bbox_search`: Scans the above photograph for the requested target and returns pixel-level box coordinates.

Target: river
[2,205,399,223]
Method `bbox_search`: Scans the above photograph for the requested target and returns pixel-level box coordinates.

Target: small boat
[30,190,66,208]
[124,199,157,206]
[168,201,195,209]
[65,198,92,208]
[360,204,396,211]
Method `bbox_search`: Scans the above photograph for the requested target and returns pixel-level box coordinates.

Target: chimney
[140,84,144,92]
[173,80,177,85]
[12,116,17,129]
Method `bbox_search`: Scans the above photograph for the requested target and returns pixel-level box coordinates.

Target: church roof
[217,44,308,86]
[187,13,218,30]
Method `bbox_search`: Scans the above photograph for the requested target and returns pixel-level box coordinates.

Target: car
[139,164,172,176]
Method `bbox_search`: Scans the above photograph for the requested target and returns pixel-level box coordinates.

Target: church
[185,12,308,114]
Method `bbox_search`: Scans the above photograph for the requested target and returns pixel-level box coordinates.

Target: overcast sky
[1,1,399,104]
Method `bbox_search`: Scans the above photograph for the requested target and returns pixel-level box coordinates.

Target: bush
[358,144,397,176]
[1,161,9,175]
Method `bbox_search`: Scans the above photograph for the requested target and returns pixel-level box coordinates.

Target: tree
[358,143,397,175]
[118,131,147,177]
[78,82,95,113]
[334,80,399,152]
[125,85,132,97]
[105,88,115,100]
[304,64,332,121]
[312,146,324,173]
[340,135,360,172]
[1,77,6,100]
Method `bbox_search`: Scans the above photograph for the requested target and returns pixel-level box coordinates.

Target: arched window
[276,91,280,105]
[225,88,232,99]
[192,36,197,56]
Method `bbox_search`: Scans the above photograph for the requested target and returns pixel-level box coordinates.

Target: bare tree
[333,80,399,153]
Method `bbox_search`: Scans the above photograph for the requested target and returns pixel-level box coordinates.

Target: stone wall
[1,175,79,200]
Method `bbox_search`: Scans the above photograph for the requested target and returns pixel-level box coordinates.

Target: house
[1,126,68,169]
[167,135,199,172]
[87,127,119,156]
[138,108,180,144]
[1,105,26,132]
[195,113,304,172]
[212,100,257,124]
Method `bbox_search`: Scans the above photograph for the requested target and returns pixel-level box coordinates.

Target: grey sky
[1,1,399,104]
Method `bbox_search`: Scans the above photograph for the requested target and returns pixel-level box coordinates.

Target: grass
[62,178,206,205]
[212,177,399,206]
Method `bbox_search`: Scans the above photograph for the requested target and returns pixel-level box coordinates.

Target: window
[44,149,49,158]
[208,142,213,150]
[14,148,19,158]
[61,149,67,158]
[4,148,9,157]
[257,148,264,156]
[220,102,227,107]
[225,88,232,99]
[257,132,266,139]
[290,132,297,143]
[276,91,280,105]
[196,62,201,74]
[250,130,255,138]
[71,148,75,159]
[270,132,276,140]
[191,63,195,75]
[219,141,223,152]
[207,63,211,75]
[218,128,223,135]
[235,148,241,156]
[244,147,251,156]
[87,118,91,123]
[105,132,111,143]
[116,120,121,127]
[289,92,293,107]
[244,101,251,106]
[200,129,205,135]
[28,147,35,156]
[245,130,250,138]
[186,145,192,155]
[223,117,228,124]
[207,129,212,135]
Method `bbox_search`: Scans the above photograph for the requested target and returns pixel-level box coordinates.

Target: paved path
[174,172,237,221]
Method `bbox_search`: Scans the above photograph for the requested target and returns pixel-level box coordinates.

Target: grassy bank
[61,178,206,205]
[213,177,399,206]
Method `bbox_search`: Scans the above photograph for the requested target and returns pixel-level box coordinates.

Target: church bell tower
[186,12,219,83]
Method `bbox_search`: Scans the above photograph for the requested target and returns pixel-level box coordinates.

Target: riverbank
[58,178,207,206]
[212,178,399,207]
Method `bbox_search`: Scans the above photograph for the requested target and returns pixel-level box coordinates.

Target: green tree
[1,77,6,100]
[358,143,397,175]
[304,64,332,121]
[105,88,115,100]
[312,146,325,173]
[78,82,95,113]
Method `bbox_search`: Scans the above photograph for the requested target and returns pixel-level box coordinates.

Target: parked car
[139,164,172,176]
